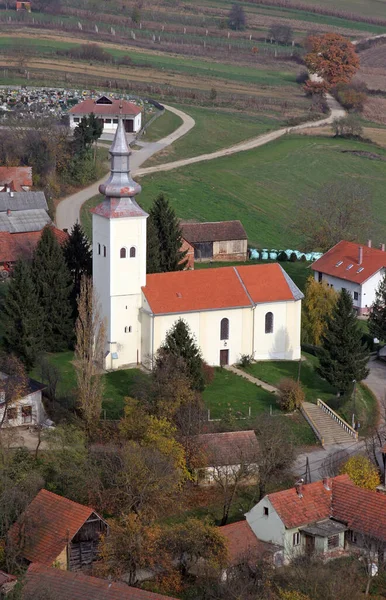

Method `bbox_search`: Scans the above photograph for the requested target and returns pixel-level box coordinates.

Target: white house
[68,96,142,134]
[0,375,46,427]
[92,119,303,371]
[312,240,386,315]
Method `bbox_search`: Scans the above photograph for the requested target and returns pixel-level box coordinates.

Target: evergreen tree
[63,222,92,317]
[368,273,386,341]
[73,113,103,153]
[3,260,44,370]
[317,289,369,395]
[160,319,205,391]
[149,193,187,272]
[146,216,161,274]
[32,226,74,351]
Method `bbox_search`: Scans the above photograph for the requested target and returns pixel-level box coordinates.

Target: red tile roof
[69,97,142,117]
[267,475,350,529]
[142,263,301,315]
[196,430,259,467]
[0,227,68,263]
[0,167,32,191]
[24,564,179,600]
[312,240,386,284]
[332,480,386,541]
[219,520,277,566]
[181,220,247,243]
[8,489,102,565]
[0,570,16,587]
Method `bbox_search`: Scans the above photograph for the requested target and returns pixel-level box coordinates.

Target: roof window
[346,264,353,270]
[357,267,364,273]
[335,261,343,267]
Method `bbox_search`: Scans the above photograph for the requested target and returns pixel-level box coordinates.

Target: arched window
[120,247,127,259]
[220,318,229,340]
[103,245,107,258]
[97,243,101,255]
[130,246,136,258]
[265,312,274,334]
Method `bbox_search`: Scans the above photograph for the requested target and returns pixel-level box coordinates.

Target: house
[0,167,32,192]
[195,430,259,485]
[22,563,179,600]
[312,240,386,315]
[219,520,280,569]
[92,119,303,370]
[180,220,248,262]
[245,475,386,563]
[16,1,31,11]
[0,375,46,427]
[8,489,108,571]
[69,96,142,134]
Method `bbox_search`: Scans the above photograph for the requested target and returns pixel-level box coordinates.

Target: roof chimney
[295,479,304,498]
[323,477,331,490]
[358,246,363,265]
[382,244,385,252]
[367,239,372,248]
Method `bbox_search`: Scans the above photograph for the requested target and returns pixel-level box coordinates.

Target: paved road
[55,104,195,230]
[365,356,386,421]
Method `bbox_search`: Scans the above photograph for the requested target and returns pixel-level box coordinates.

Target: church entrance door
[220,350,229,366]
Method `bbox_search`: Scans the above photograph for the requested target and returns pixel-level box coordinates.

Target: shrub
[333,82,367,112]
[277,378,305,412]
[340,455,380,490]
[296,70,309,85]
[202,362,215,385]
[277,250,288,262]
[290,252,297,262]
[333,114,363,138]
[238,353,254,368]
[300,254,307,262]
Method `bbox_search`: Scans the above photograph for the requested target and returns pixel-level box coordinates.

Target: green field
[143,109,183,142]
[144,104,284,166]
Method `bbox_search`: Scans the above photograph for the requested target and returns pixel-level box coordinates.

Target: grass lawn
[243,352,337,404]
[134,135,386,248]
[144,104,284,166]
[196,259,311,292]
[334,382,379,437]
[202,367,277,420]
[142,109,183,143]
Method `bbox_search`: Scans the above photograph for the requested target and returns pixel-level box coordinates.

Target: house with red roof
[312,240,386,315]
[8,489,108,571]
[92,119,303,370]
[69,95,142,134]
[245,474,386,564]
[0,166,32,192]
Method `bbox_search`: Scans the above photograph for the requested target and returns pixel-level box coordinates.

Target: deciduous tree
[148,193,187,272]
[317,289,369,395]
[332,114,363,138]
[305,33,360,88]
[3,260,44,370]
[32,226,73,351]
[302,275,337,346]
[269,24,293,45]
[340,454,380,490]
[228,3,246,30]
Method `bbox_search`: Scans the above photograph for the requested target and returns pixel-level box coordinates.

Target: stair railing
[317,399,358,440]
[300,404,324,446]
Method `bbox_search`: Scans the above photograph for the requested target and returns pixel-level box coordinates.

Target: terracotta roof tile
[312,240,386,284]
[69,98,142,117]
[0,167,32,191]
[0,226,68,263]
[196,430,259,467]
[267,475,350,529]
[219,520,277,566]
[24,564,178,600]
[142,264,301,315]
[332,480,386,541]
[8,489,102,565]
[181,220,247,243]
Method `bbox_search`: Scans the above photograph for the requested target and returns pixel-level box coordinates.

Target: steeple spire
[99,118,142,199]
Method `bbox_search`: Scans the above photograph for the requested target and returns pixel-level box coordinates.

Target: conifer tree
[63,222,92,316]
[3,260,44,369]
[32,226,74,351]
[146,216,161,274]
[317,289,369,395]
[149,193,187,272]
[368,273,386,342]
[160,319,205,391]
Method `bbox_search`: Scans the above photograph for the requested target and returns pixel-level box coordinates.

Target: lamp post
[352,379,356,429]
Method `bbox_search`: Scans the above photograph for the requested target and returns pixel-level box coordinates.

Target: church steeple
[96,118,147,218]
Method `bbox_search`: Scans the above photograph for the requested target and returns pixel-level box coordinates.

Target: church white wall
[93,213,112,340]
[253,300,301,360]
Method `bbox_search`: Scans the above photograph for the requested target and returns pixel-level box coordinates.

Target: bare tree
[74,277,106,437]
[294,180,374,252]
[320,448,350,478]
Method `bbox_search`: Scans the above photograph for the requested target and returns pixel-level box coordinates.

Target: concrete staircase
[301,401,358,446]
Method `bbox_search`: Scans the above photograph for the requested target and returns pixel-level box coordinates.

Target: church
[92,120,303,370]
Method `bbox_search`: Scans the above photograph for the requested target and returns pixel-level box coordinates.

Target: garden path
[225,365,279,394]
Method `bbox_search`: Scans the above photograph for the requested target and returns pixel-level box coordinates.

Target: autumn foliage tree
[305,33,360,89]
[340,455,380,490]
[302,276,337,346]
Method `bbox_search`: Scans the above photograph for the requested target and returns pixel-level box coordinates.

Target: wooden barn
[180,220,248,262]
[8,489,108,571]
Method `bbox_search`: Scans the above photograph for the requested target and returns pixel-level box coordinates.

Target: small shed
[0,375,46,427]
[8,489,108,571]
[69,96,142,134]
[180,220,248,262]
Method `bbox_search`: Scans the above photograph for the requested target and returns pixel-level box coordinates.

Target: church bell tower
[92,118,148,369]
